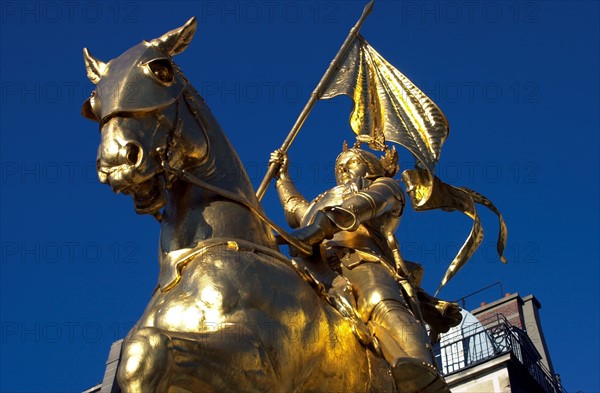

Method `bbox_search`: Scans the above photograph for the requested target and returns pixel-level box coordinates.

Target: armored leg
[342,263,449,393]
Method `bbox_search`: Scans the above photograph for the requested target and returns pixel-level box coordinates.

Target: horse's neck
[160,88,276,253]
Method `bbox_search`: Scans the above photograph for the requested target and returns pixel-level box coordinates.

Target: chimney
[471,293,556,376]
[521,294,555,375]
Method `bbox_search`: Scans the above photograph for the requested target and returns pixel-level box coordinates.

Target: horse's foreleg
[161,324,279,392]
[118,324,279,393]
[118,327,170,393]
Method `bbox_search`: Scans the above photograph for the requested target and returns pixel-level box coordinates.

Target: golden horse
[82,18,396,392]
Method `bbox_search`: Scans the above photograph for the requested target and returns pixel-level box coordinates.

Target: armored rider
[270,144,449,393]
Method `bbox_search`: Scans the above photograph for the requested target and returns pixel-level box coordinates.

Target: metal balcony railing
[435,314,566,393]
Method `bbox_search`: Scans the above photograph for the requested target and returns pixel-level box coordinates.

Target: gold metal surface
[320,35,449,205]
[318,32,507,292]
[403,169,508,294]
[266,6,507,385]
[82,2,506,390]
[272,148,453,392]
[256,1,375,200]
[83,16,404,393]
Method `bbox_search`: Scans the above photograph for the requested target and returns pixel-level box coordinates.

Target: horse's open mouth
[100,164,167,215]
[132,177,167,215]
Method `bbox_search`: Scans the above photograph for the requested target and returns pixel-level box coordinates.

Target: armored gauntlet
[323,177,404,231]
[291,211,337,247]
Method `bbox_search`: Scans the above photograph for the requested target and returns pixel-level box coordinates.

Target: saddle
[289,244,462,346]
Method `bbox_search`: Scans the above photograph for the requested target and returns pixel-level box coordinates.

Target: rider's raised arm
[276,179,309,229]
[270,150,309,228]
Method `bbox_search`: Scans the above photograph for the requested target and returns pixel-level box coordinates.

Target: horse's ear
[83,48,107,84]
[152,17,197,56]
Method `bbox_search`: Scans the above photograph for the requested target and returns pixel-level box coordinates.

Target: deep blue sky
[1,1,598,392]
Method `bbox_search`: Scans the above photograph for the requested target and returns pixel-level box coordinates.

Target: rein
[158,150,312,256]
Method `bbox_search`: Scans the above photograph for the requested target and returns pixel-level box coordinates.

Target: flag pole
[256,0,375,200]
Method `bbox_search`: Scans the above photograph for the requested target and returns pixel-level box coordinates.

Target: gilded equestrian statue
[82,17,408,393]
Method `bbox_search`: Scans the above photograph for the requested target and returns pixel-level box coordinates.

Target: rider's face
[335,153,369,185]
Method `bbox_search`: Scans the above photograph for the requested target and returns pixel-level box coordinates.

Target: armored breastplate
[301,182,401,261]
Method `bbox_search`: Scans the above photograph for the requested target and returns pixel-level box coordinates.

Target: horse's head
[82,17,206,215]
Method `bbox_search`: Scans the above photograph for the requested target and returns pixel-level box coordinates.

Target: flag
[402,169,508,295]
[320,34,449,182]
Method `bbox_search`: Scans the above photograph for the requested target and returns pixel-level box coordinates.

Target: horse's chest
[142,259,244,332]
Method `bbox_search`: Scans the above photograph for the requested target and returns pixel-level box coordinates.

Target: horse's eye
[148,59,174,84]
[90,91,101,114]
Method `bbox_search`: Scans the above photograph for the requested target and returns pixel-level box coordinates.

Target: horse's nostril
[125,143,142,166]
